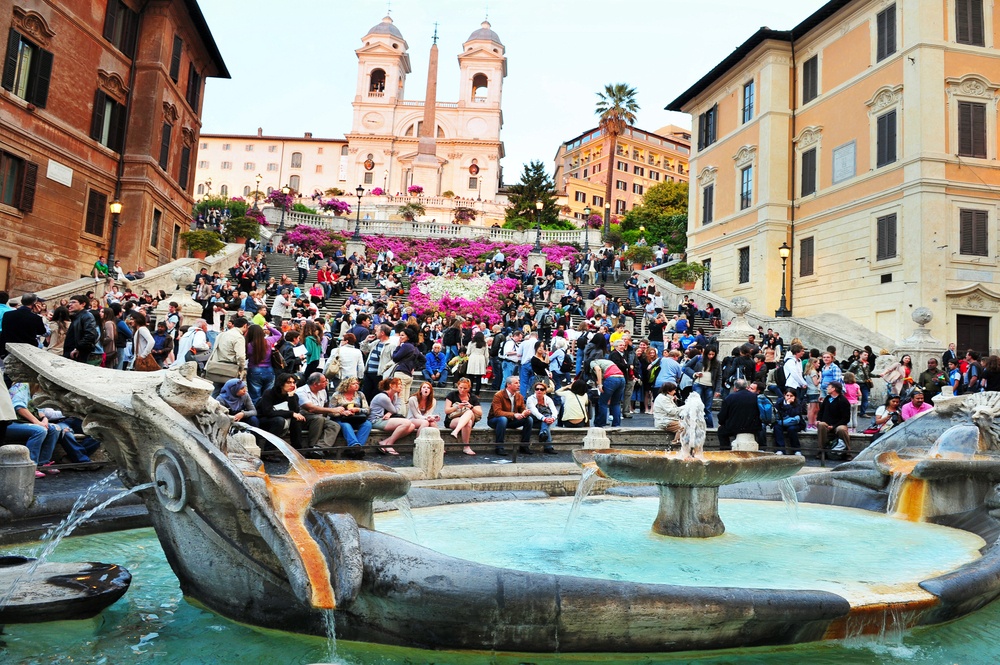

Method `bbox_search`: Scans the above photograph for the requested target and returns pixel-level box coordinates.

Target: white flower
[415,275,492,302]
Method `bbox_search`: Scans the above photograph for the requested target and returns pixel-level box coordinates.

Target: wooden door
[957,314,990,356]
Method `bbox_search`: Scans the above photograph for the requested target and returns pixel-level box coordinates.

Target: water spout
[779,478,799,525]
[235,422,318,484]
[678,392,707,459]
[565,465,600,534]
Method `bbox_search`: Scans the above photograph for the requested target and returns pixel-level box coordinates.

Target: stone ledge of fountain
[589,449,806,487]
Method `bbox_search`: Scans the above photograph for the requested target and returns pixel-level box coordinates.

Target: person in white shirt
[518,331,538,397]
[782,343,808,400]
[171,319,211,369]
[526,381,558,453]
[294,373,343,449]
[270,290,291,326]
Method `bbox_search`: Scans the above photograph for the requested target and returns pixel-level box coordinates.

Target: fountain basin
[0,556,131,623]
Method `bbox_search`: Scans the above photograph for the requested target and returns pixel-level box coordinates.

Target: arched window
[341,145,349,156]
[243,186,251,196]
[220,184,228,196]
[289,175,300,191]
[369,69,386,94]
[437,125,445,138]
[472,73,488,101]
[197,184,204,195]
[291,152,302,168]
[267,186,273,194]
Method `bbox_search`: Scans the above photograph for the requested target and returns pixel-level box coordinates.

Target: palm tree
[595,83,640,234]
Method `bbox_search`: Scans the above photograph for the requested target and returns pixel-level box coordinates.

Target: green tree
[622,180,690,253]
[398,201,426,221]
[595,83,639,220]
[504,160,560,227]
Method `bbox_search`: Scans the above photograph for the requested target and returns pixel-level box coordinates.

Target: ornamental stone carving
[181,128,195,147]
[696,166,718,186]
[795,126,823,149]
[162,102,179,124]
[13,7,55,47]
[912,307,933,327]
[866,85,903,113]
[733,146,757,168]
[945,75,1000,100]
[97,70,129,102]
[963,294,1000,312]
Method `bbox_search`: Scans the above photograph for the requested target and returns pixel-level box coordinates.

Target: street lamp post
[353,184,364,240]
[776,241,791,317]
[603,201,611,239]
[277,184,290,233]
[252,174,262,209]
[582,205,591,251]
[639,225,645,245]
[107,199,123,269]
[533,200,544,252]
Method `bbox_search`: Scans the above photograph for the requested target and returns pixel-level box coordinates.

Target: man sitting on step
[487,376,534,456]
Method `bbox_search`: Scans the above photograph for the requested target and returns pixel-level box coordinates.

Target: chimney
[305,132,313,138]
[257,127,262,137]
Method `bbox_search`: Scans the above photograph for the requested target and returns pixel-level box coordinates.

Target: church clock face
[362,112,385,130]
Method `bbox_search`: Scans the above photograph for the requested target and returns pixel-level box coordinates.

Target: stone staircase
[262,251,380,323]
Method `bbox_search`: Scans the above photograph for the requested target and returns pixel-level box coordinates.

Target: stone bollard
[732,433,759,452]
[0,444,36,517]
[582,427,612,450]
[413,427,444,479]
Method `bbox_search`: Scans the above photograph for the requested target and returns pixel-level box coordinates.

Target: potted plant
[441,190,455,198]
[320,198,352,216]
[370,187,385,196]
[398,201,426,222]
[665,261,707,290]
[624,245,655,270]
[180,230,226,259]
[222,216,262,244]
[407,185,424,196]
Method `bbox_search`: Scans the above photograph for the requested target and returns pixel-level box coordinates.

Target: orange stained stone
[264,474,336,609]
[892,476,929,522]
[823,595,938,640]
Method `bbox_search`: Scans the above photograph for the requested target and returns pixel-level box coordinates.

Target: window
[877,4,896,61]
[650,170,660,181]
[800,237,815,276]
[150,209,161,247]
[876,213,897,260]
[196,160,207,168]
[701,259,711,291]
[697,104,718,150]
[158,123,171,171]
[740,166,753,209]
[341,145,349,155]
[616,160,628,171]
[742,80,754,123]
[592,195,604,207]
[291,152,302,168]
[0,151,36,211]
[268,145,277,153]
[615,199,626,214]
[574,191,586,202]
[219,184,228,196]
[702,185,714,224]
[243,186,251,196]
[221,161,231,170]
[90,90,127,153]
[169,35,182,82]
[171,224,180,259]
[186,63,201,110]
[876,110,897,167]
[633,166,644,176]
[632,183,644,194]
[2,30,54,108]
[179,145,191,190]
[317,147,323,154]
[267,163,278,171]
[802,56,819,104]
[84,189,108,237]
[315,165,323,173]
[103,1,139,57]
[243,162,254,170]
[468,177,478,189]
[738,246,750,284]
[960,209,988,256]
[958,101,987,158]
[593,163,602,174]
[956,0,985,46]
[801,148,817,196]
[200,142,207,149]
[289,175,300,191]
[363,172,373,184]
[196,183,204,196]
[616,180,627,191]
[222,143,230,151]
[583,168,588,178]
[245,144,254,152]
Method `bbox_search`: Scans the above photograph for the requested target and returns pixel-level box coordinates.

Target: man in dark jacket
[64,295,102,364]
[0,293,47,358]
[817,381,851,454]
[716,379,761,450]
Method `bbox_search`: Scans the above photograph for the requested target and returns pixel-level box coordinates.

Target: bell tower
[458,21,506,108]
[352,16,411,136]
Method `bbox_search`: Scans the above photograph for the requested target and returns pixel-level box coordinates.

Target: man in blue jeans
[487,376,533,456]
[591,358,625,427]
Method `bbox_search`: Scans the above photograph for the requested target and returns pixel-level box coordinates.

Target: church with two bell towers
[346,16,506,200]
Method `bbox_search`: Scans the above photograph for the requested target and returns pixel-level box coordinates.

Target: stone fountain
[575,393,804,537]
[8,343,1000,654]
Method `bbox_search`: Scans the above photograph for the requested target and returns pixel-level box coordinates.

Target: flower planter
[191,250,208,259]
[682,281,697,290]
[233,236,247,244]
[632,262,645,271]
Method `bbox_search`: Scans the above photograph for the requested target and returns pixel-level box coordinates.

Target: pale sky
[198,0,828,183]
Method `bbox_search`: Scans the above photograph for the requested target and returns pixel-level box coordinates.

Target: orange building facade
[669,0,1000,351]
[0,1,226,293]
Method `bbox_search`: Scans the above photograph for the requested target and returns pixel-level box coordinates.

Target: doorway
[957,315,990,356]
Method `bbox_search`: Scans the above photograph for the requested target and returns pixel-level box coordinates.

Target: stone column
[0,445,36,518]
[345,239,367,261]
[893,307,946,381]
[526,252,546,277]
[716,296,757,360]
[413,427,444,479]
[153,266,204,324]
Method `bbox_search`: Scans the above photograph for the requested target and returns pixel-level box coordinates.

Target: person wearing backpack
[753,380,775,449]
[488,327,505,389]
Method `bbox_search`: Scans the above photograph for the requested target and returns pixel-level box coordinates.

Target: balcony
[368,91,385,98]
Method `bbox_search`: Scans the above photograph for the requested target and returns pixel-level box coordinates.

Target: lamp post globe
[776,241,791,317]
[582,205,591,251]
[107,199,123,269]
[353,184,364,240]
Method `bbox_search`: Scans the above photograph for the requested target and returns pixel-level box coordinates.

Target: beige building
[554,125,691,220]
[668,0,1000,353]
[195,131,347,202]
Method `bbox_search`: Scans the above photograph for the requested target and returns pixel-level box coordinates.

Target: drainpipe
[788,38,797,316]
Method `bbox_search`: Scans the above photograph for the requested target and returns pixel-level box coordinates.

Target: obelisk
[411,24,441,194]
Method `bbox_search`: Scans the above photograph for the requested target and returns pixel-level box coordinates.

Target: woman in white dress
[465,331,490,395]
